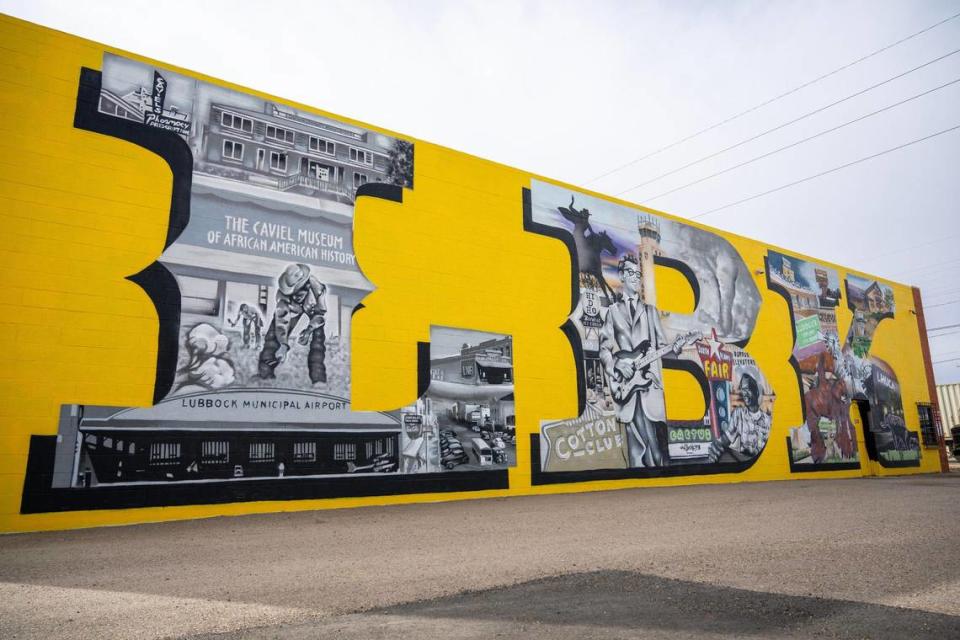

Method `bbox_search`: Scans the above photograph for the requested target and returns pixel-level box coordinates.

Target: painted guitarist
[600,253,687,468]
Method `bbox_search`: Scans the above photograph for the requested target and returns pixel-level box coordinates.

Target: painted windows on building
[349,147,373,165]
[302,158,331,181]
[249,442,275,463]
[270,151,288,172]
[266,125,295,144]
[333,443,356,461]
[353,172,368,188]
[309,136,335,155]
[917,404,940,447]
[201,441,230,464]
[256,148,265,170]
[221,111,253,134]
[149,443,181,466]
[99,95,137,120]
[365,438,394,458]
[178,276,220,316]
[292,442,316,463]
[222,140,244,162]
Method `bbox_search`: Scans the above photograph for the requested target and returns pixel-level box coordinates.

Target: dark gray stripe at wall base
[20,436,509,513]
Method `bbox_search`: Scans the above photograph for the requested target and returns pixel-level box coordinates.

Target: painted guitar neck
[621,343,676,371]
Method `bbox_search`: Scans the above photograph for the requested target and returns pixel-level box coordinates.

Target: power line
[616,47,960,196]
[920,273,960,286]
[639,77,960,203]
[923,288,960,300]
[924,299,960,309]
[924,295,960,308]
[849,232,960,268]
[889,256,960,277]
[583,10,960,186]
[918,277,960,291]
[930,330,960,339]
[928,322,960,332]
[690,123,960,219]
[934,356,960,364]
[904,271,957,288]
[919,289,958,300]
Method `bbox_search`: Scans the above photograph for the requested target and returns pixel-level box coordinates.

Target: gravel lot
[1,474,957,639]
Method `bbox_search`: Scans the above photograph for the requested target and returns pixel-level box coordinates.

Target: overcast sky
[3,0,958,383]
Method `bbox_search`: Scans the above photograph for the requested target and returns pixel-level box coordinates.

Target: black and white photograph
[401,326,517,473]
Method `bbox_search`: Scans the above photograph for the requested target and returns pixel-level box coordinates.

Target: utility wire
[924,288,960,299]
[850,231,960,267]
[930,329,960,339]
[933,356,960,364]
[584,10,960,186]
[918,278,960,292]
[924,299,960,309]
[922,289,960,300]
[928,322,960,332]
[889,256,960,277]
[639,77,960,203]
[690,123,960,219]
[924,280,960,290]
[616,47,960,196]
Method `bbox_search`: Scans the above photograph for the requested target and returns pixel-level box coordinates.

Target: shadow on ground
[186,570,960,639]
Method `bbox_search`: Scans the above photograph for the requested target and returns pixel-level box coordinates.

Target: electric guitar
[609,330,701,404]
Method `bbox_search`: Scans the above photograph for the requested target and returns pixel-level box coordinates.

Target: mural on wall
[400,327,517,473]
[13,42,934,519]
[21,55,512,513]
[528,181,775,479]
[767,252,920,469]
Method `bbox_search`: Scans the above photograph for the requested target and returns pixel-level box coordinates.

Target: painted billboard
[0,16,944,532]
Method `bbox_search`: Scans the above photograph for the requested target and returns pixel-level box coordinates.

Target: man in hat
[599,253,684,467]
[228,303,263,349]
[258,263,328,384]
[725,373,771,458]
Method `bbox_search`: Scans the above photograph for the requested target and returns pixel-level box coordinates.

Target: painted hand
[614,358,635,380]
[672,336,685,354]
[706,439,726,463]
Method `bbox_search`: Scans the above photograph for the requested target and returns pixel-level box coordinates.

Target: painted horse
[805,352,855,462]
[558,197,619,303]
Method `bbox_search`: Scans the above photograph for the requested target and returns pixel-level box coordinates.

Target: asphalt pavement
[1,474,957,639]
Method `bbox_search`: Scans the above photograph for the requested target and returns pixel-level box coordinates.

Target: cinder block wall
[0,15,943,533]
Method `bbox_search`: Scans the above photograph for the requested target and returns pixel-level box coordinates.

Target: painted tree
[386,139,414,188]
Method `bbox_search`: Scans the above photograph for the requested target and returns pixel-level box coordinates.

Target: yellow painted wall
[0,15,943,533]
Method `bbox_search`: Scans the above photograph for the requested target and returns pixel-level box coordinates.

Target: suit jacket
[599,297,668,423]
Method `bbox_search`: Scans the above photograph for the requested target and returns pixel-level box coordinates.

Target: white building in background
[937,383,960,444]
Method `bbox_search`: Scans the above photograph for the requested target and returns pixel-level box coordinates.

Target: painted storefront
[0,16,947,532]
